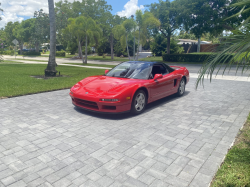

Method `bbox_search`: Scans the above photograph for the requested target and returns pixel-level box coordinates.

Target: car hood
[78,76,141,95]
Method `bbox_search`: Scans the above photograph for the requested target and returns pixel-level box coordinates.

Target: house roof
[177,39,211,45]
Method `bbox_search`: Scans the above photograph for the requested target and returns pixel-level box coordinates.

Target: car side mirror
[105,70,109,74]
[154,74,163,80]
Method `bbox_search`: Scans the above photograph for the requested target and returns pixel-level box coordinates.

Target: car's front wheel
[177,78,186,97]
[131,90,147,115]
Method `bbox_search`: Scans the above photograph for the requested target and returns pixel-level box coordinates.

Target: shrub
[97,39,110,56]
[151,34,184,56]
[2,50,14,55]
[17,51,41,56]
[162,53,234,63]
[23,51,41,56]
[56,51,66,57]
[82,46,92,55]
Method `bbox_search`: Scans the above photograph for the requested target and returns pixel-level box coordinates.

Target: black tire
[176,78,186,97]
[131,90,147,115]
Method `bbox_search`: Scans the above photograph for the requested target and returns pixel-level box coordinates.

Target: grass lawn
[13,58,47,62]
[0,60,24,64]
[0,64,105,98]
[211,114,250,187]
[63,63,116,68]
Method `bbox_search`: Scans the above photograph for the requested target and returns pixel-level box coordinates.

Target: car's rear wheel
[131,90,147,115]
[177,78,186,97]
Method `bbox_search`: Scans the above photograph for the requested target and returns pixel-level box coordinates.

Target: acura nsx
[69,61,189,114]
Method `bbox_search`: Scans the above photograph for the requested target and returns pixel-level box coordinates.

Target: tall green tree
[4,22,20,48]
[113,19,136,60]
[196,0,250,87]
[32,9,50,52]
[148,0,179,54]
[45,0,57,76]
[175,0,240,52]
[13,19,34,55]
[135,10,160,60]
[66,16,102,63]
[106,14,125,59]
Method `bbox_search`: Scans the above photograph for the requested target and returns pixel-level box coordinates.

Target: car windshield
[106,61,153,80]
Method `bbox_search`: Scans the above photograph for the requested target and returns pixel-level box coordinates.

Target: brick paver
[0,77,250,187]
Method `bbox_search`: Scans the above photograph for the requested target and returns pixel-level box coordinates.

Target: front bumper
[69,92,131,113]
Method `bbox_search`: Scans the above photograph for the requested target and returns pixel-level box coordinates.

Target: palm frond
[196,28,250,88]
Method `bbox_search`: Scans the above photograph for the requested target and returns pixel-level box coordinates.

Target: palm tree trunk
[126,34,130,60]
[197,37,201,52]
[35,41,40,53]
[133,35,135,61]
[85,35,88,64]
[45,0,57,76]
[136,28,140,60]
[78,40,84,63]
[19,41,23,55]
[167,35,170,54]
[110,33,114,60]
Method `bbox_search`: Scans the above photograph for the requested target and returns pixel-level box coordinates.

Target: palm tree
[196,0,250,88]
[113,19,136,60]
[135,10,160,60]
[45,0,57,76]
[66,16,101,63]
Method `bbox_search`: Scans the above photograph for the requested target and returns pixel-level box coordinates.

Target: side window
[149,65,169,79]
[160,65,168,75]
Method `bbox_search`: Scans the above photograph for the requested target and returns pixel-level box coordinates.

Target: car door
[148,64,175,100]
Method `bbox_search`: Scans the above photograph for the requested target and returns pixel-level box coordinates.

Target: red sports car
[69,61,189,114]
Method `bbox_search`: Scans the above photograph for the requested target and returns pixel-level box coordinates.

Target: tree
[148,0,180,54]
[13,19,34,55]
[107,14,125,59]
[55,0,113,54]
[135,10,160,60]
[151,34,184,56]
[4,22,20,48]
[175,30,196,40]
[113,19,136,60]
[196,0,250,87]
[45,0,57,76]
[175,0,241,52]
[66,16,102,63]
[32,9,50,52]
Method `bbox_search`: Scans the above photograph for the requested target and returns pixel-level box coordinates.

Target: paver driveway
[0,77,250,187]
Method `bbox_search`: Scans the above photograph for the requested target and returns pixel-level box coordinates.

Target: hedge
[162,53,234,63]
[23,51,41,56]
[56,51,66,57]
[17,51,41,56]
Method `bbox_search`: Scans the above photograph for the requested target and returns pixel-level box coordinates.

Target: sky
[0,0,160,28]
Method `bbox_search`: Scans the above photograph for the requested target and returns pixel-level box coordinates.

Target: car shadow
[74,91,190,120]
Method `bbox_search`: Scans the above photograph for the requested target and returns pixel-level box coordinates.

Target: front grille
[74,98,98,110]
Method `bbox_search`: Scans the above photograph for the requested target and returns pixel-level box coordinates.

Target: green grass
[12,58,47,62]
[211,114,250,187]
[0,64,105,98]
[63,63,116,68]
[0,60,24,64]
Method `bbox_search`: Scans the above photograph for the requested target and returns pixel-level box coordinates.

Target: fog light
[100,99,119,102]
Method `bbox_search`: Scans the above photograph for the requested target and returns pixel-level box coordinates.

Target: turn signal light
[100,99,119,102]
